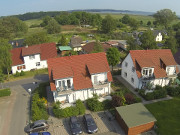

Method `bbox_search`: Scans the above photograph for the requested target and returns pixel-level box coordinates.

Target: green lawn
[5,68,48,82]
[145,96,180,135]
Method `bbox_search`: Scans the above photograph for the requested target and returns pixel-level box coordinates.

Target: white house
[47,52,112,103]
[121,49,178,89]
[10,42,57,74]
[153,30,165,42]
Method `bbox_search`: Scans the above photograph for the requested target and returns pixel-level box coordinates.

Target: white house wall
[156,33,162,42]
[11,54,48,74]
[121,53,139,88]
[55,77,73,88]
[91,72,107,85]
[166,66,176,75]
[55,85,111,103]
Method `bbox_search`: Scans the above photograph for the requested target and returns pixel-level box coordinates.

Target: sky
[0,0,180,17]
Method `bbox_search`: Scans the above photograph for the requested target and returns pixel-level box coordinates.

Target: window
[131,78,134,83]
[124,72,127,78]
[17,65,26,70]
[36,62,40,66]
[125,62,128,67]
[132,66,135,72]
[149,69,152,76]
[143,69,148,75]
[67,80,71,88]
[29,55,35,59]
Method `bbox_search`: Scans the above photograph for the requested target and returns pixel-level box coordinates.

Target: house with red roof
[47,52,112,103]
[121,49,178,89]
[10,42,57,74]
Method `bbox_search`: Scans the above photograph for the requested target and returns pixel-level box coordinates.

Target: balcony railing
[56,86,73,95]
[93,80,109,89]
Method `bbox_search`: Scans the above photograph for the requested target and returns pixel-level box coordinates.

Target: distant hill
[1,9,155,21]
[69,9,155,16]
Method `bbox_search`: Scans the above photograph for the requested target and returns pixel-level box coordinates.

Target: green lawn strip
[145,96,180,135]
[0,88,11,97]
[5,68,48,82]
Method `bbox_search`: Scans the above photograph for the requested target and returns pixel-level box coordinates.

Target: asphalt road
[0,74,49,135]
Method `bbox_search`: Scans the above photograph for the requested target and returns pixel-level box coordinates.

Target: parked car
[70,116,83,135]
[24,120,49,133]
[29,132,51,135]
[83,114,98,134]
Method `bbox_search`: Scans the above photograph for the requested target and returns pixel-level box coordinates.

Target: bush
[125,93,135,105]
[0,88,11,97]
[86,97,103,112]
[20,71,25,76]
[165,86,180,96]
[135,97,142,103]
[53,100,86,118]
[139,86,167,101]
[14,71,20,77]
[31,93,49,121]
[111,95,122,107]
[102,99,112,110]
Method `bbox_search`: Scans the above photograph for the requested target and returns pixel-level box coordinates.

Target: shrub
[31,93,49,121]
[125,93,135,105]
[102,99,112,110]
[14,71,20,77]
[111,95,122,107]
[76,100,85,115]
[0,88,11,97]
[53,100,86,118]
[86,97,103,112]
[135,97,142,103]
[165,86,180,96]
[20,70,25,76]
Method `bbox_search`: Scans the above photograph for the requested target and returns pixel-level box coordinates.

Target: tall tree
[40,16,52,27]
[147,21,152,26]
[175,29,180,46]
[153,9,177,29]
[140,30,157,49]
[165,35,178,54]
[58,35,67,46]
[127,37,141,50]
[129,18,140,30]
[46,19,61,34]
[101,15,116,33]
[24,32,50,46]
[0,39,12,79]
[106,47,120,71]
[121,15,131,24]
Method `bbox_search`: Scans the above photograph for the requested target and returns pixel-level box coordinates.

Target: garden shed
[115,103,156,135]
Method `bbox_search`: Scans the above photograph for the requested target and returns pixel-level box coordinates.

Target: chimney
[16,41,18,46]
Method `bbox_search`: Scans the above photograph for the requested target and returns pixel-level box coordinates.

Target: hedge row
[31,82,49,121]
[139,86,167,101]
[0,88,11,97]
[53,99,86,118]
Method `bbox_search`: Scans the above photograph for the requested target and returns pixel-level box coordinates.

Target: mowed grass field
[145,96,180,135]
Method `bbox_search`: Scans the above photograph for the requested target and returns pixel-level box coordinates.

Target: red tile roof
[22,45,41,56]
[82,42,111,53]
[10,48,24,66]
[11,42,57,66]
[48,52,112,91]
[130,49,178,78]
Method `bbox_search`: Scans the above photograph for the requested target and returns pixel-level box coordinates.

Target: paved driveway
[0,74,49,135]
[47,111,125,135]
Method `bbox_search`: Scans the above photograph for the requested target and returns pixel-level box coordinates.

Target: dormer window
[142,68,153,77]
[29,55,35,59]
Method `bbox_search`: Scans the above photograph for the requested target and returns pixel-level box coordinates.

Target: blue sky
[0,0,180,16]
